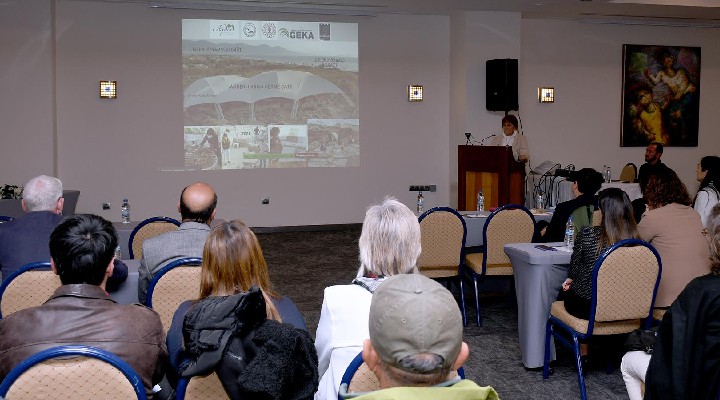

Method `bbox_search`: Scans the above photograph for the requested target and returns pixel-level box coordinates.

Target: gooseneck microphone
[479,134,496,146]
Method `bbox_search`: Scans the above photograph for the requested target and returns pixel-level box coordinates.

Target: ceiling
[69,0,720,25]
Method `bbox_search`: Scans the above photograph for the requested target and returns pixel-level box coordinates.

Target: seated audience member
[561,188,640,319]
[560,188,639,368]
[693,155,720,227]
[632,142,668,222]
[537,168,604,242]
[340,274,498,399]
[138,182,217,303]
[0,215,167,398]
[637,168,710,308]
[315,197,421,400]
[171,221,316,399]
[166,220,306,372]
[0,175,126,287]
[621,203,720,400]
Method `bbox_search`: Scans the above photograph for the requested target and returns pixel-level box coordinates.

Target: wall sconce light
[538,87,554,103]
[408,84,423,102]
[100,81,117,99]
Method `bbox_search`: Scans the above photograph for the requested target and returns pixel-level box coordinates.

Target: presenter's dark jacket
[0,284,168,399]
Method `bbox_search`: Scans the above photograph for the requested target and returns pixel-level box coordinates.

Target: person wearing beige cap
[340,274,498,399]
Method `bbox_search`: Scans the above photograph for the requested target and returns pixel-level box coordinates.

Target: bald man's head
[179,182,217,224]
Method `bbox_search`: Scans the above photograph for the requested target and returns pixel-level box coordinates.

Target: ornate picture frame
[620,44,701,147]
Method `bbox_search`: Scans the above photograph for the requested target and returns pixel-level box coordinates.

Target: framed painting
[620,44,701,147]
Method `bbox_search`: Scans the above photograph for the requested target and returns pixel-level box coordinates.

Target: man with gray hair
[0,175,65,278]
[0,175,126,287]
[339,274,498,399]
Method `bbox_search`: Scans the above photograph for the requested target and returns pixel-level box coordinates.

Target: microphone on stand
[479,134,496,146]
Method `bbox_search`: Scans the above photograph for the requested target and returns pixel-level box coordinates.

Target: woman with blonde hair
[314,197,421,400]
[166,220,306,372]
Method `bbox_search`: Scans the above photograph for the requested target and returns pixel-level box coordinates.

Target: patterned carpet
[257,226,629,400]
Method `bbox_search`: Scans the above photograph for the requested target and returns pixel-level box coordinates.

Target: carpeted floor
[257,227,629,400]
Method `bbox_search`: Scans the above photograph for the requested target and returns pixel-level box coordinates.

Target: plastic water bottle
[564,216,575,249]
[604,165,612,183]
[416,192,424,214]
[121,198,130,224]
[114,245,122,260]
[476,190,484,212]
[535,191,546,212]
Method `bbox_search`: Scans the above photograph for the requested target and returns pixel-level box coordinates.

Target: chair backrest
[128,216,181,259]
[0,262,60,319]
[417,207,467,279]
[619,163,638,182]
[176,373,229,400]
[482,204,536,273]
[146,257,202,331]
[0,345,147,400]
[587,239,662,335]
[0,216,14,223]
[338,351,465,400]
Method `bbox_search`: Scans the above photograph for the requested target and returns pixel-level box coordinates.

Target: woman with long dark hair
[693,155,720,227]
[561,188,640,319]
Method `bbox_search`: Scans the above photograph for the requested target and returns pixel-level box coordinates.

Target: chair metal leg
[543,319,553,379]
[572,333,588,400]
[473,274,481,326]
[458,276,468,327]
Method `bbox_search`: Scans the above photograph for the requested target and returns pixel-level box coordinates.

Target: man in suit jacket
[138,182,217,303]
[0,175,64,279]
[0,175,128,286]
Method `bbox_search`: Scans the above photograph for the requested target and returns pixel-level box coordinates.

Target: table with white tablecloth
[504,242,572,368]
[461,211,552,248]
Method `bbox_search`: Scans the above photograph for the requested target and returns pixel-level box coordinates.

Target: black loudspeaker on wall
[486,59,519,112]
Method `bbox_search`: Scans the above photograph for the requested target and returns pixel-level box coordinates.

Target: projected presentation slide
[182,19,359,170]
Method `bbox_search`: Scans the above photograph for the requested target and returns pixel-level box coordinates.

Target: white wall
[0,0,55,182]
[4,1,451,225]
[1,1,717,225]
[519,19,720,194]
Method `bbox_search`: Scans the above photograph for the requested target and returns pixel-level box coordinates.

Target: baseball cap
[368,274,463,372]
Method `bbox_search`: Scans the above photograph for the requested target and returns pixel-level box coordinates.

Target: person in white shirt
[314,197,421,400]
[489,114,529,162]
[693,155,720,227]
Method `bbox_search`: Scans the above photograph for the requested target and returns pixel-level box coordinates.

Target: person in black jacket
[621,203,720,400]
[536,168,604,243]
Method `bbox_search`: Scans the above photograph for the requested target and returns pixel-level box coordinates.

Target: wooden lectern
[458,145,526,211]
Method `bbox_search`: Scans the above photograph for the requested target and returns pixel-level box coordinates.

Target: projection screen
[182,19,359,170]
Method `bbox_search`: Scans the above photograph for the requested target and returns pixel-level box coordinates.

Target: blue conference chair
[464,204,535,326]
[0,345,147,399]
[0,262,57,319]
[417,206,469,326]
[543,239,661,400]
[128,216,181,259]
[146,257,202,332]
